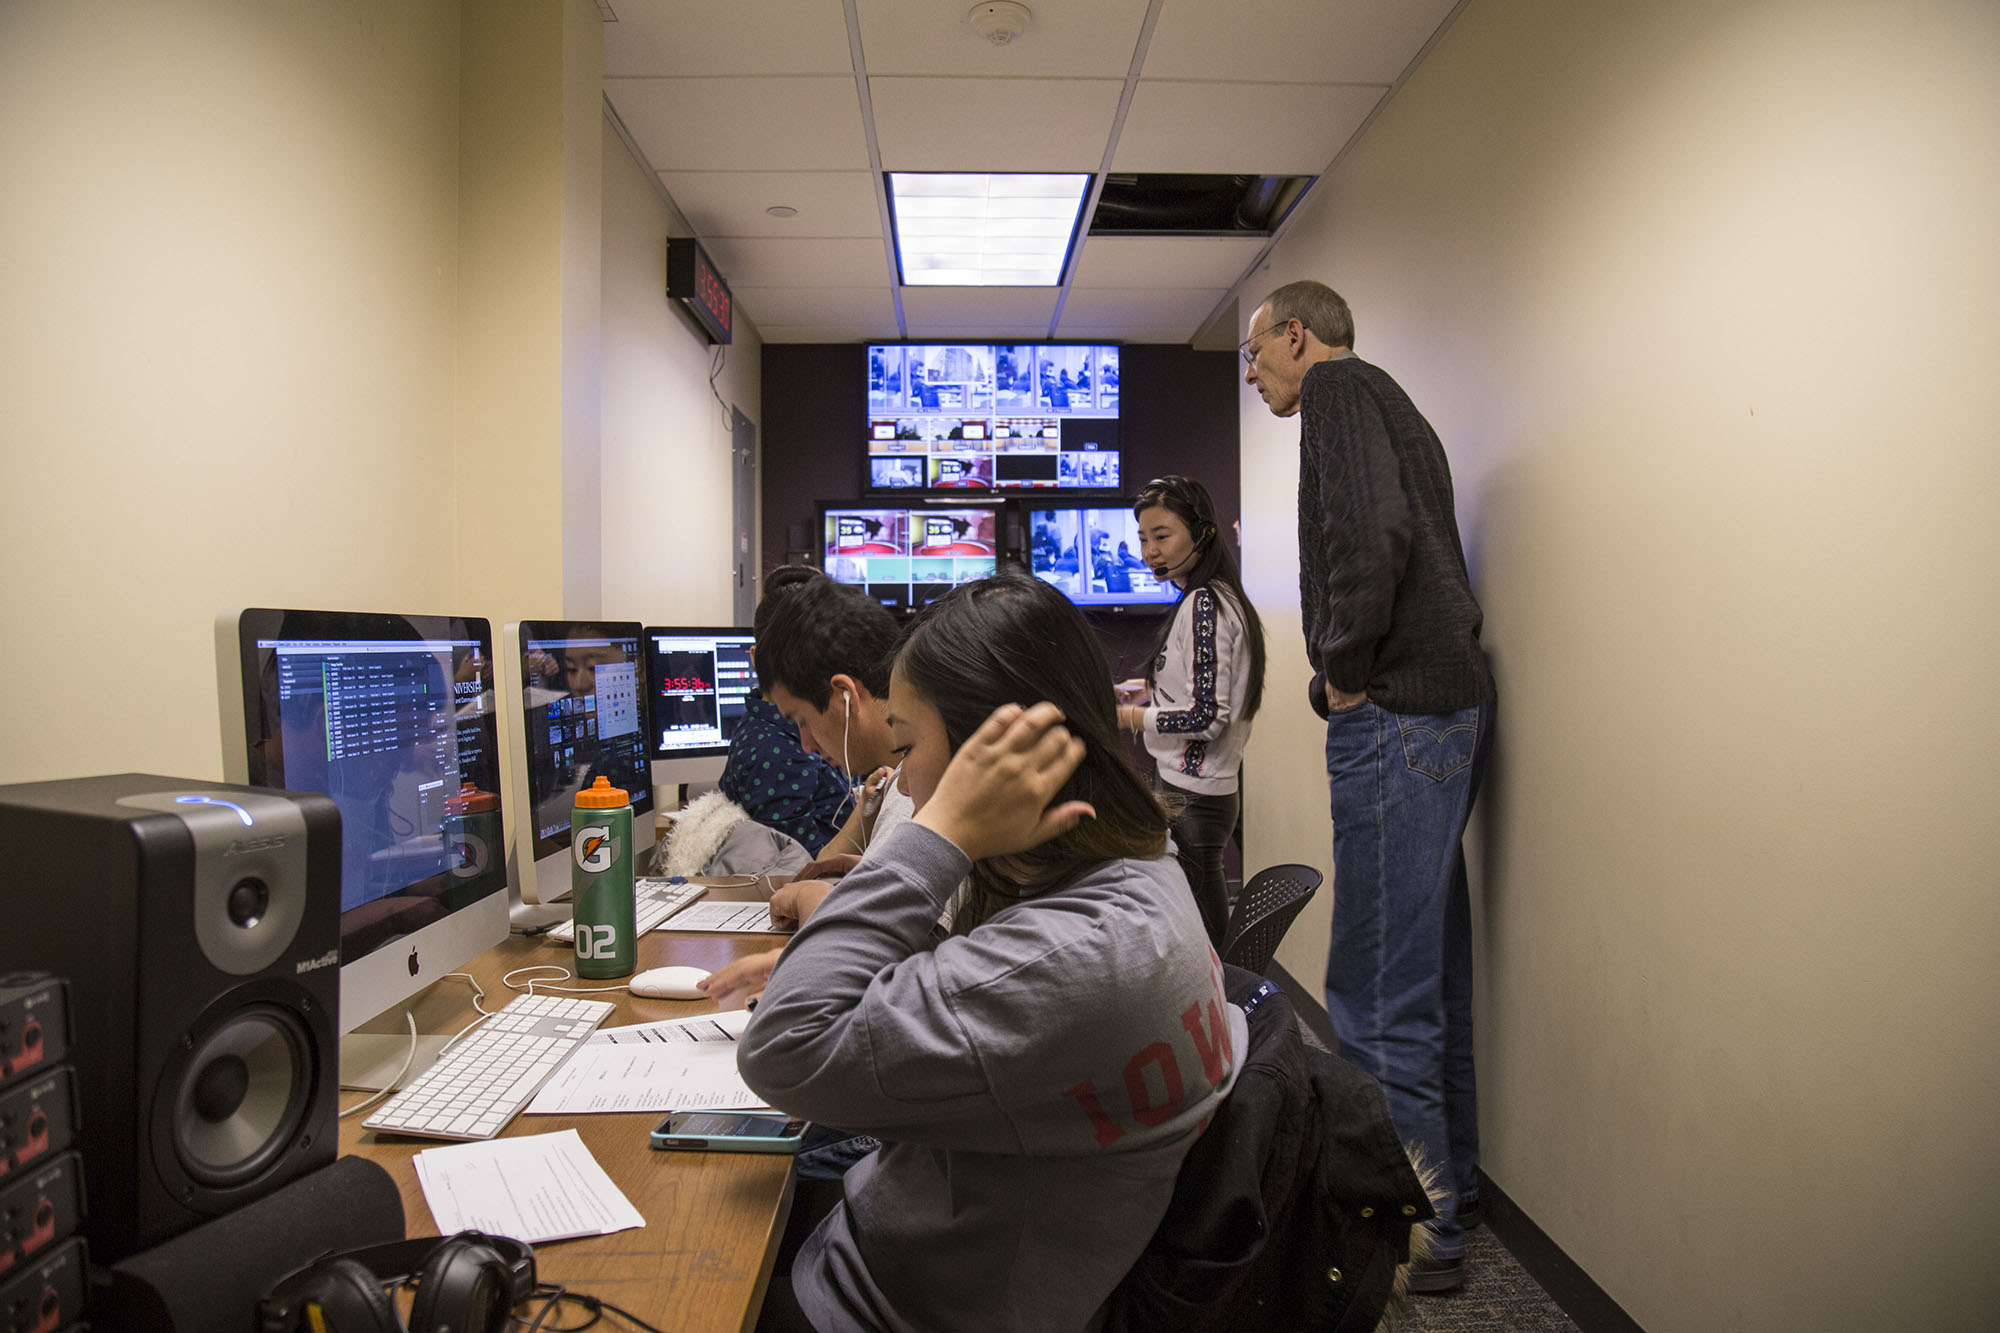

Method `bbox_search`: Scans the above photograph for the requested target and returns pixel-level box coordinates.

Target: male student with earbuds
[702,572,908,1007]
[1114,475,1267,946]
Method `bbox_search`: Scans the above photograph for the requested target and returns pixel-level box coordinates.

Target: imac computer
[498,621,656,912]
[220,607,511,1088]
[642,626,757,800]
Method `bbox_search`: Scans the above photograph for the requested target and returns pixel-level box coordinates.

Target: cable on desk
[449,969,492,1015]
[514,1285,669,1333]
[502,963,629,999]
[337,1010,419,1120]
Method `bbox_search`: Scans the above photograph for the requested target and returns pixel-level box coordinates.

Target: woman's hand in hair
[914,702,1095,862]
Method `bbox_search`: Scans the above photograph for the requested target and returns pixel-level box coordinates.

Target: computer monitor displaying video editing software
[500,622,656,908]
[220,607,510,1087]
[643,627,757,787]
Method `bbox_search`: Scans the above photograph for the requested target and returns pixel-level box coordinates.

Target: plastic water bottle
[570,776,635,978]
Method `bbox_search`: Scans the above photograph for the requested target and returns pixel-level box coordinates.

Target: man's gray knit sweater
[1296,355,1493,716]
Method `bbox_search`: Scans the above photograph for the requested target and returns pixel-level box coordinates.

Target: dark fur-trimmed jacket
[1106,965,1435,1332]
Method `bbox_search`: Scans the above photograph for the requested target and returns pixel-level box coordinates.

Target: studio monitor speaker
[0,773,340,1263]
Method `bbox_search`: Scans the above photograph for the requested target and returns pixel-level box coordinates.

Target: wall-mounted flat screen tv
[1023,500,1179,614]
[820,504,1001,613]
[866,344,1120,495]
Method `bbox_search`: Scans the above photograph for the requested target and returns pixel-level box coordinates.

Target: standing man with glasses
[1242,280,1495,1293]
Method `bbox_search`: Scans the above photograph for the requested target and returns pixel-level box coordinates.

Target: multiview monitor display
[866,343,1120,494]
[821,504,999,612]
[1025,503,1180,613]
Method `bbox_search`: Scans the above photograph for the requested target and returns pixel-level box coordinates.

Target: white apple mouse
[628,965,712,1001]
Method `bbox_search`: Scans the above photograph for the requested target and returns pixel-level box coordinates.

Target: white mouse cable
[503,963,626,998]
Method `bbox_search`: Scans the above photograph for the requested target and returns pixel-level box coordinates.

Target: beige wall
[0,0,747,789]
[599,121,762,626]
[455,0,604,622]
[1241,0,2000,1329]
[0,0,464,784]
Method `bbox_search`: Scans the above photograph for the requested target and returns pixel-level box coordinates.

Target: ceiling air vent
[1087,173,1313,236]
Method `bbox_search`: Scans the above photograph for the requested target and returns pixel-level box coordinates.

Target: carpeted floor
[1382,1227,1582,1332]
[1275,971,1584,1333]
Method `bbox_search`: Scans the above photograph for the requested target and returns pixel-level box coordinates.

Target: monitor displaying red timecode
[667,238,732,345]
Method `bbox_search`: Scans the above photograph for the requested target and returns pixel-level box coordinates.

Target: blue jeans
[1324,695,1493,1260]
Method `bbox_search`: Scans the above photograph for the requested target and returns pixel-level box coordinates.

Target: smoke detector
[967,1,1032,47]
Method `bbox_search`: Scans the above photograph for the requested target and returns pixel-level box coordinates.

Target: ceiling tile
[1057,323,1205,344]
[733,286,899,330]
[660,171,883,239]
[1069,236,1271,289]
[758,327,886,344]
[603,0,855,76]
[901,286,1060,333]
[1138,0,1461,83]
[870,78,1123,172]
[608,77,869,171]
[1113,80,1382,174]
[701,237,893,288]
[856,0,1152,78]
[1059,286,1230,331]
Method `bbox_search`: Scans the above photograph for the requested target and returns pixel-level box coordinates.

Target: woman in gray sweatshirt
[738,573,1245,1333]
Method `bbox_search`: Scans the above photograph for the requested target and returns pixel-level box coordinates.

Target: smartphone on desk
[650,1111,809,1154]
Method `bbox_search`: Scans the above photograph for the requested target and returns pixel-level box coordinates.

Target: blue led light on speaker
[175,793,254,826]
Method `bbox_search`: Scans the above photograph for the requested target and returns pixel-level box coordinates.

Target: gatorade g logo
[574,826,615,872]
[451,831,491,879]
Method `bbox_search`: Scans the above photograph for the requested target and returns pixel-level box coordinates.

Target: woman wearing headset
[737,572,1241,1333]
[1117,475,1268,947]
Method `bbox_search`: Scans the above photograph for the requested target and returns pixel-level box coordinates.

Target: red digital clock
[666,237,732,345]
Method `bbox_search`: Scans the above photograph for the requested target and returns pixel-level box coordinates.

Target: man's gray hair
[1260,280,1354,349]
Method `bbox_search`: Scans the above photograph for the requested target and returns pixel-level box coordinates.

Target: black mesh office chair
[1218,864,1323,975]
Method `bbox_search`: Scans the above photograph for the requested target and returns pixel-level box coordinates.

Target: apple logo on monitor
[407,947,421,977]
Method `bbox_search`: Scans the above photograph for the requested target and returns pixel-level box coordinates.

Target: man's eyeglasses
[1239,318,1295,366]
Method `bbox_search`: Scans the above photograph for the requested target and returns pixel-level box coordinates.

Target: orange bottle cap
[445,781,500,814]
[574,775,629,809]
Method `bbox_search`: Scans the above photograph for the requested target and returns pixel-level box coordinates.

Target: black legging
[1168,787,1239,947]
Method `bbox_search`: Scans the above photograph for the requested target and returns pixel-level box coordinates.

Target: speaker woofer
[168,1003,313,1189]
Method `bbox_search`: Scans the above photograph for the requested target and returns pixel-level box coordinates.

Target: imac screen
[513,623,654,861]
[233,608,509,1034]
[644,628,757,760]
[1025,504,1180,611]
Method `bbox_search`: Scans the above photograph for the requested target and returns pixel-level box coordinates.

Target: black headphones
[258,1232,536,1333]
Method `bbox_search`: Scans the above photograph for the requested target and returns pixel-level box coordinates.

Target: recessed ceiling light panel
[887,172,1090,287]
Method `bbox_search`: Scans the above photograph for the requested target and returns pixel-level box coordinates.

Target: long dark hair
[1133,475,1267,722]
[894,572,1169,931]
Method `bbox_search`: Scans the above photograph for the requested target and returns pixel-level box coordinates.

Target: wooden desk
[339,881,793,1333]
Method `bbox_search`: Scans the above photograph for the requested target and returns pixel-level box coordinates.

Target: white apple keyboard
[362,991,614,1141]
[543,877,708,944]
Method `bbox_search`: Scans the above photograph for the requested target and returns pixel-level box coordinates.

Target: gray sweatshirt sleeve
[736,822,1020,1149]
